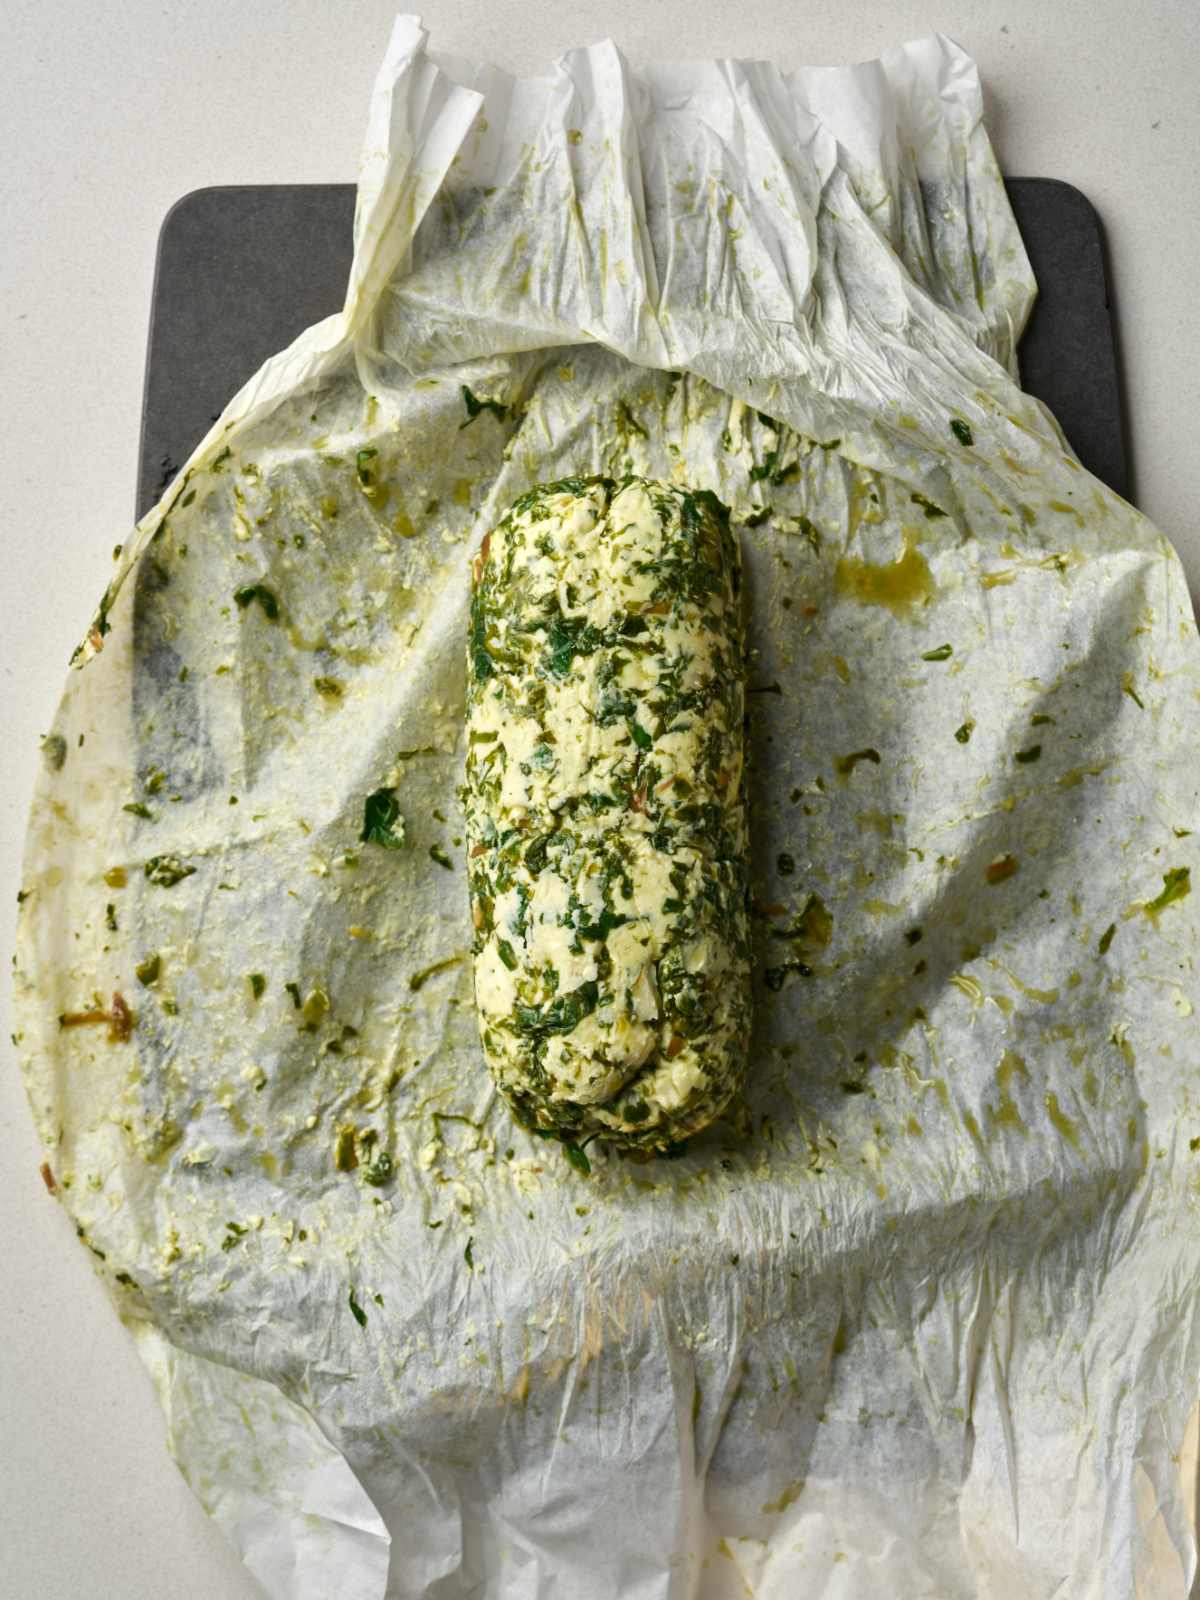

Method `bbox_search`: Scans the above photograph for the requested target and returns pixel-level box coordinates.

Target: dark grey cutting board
[136,179,1128,519]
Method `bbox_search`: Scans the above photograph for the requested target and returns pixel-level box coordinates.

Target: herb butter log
[465,476,751,1153]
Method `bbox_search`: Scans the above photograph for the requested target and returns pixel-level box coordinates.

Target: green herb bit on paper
[233,583,280,622]
[348,1287,368,1327]
[564,1143,591,1175]
[911,493,947,520]
[363,1152,394,1187]
[361,787,405,848]
[1097,923,1116,955]
[144,855,195,888]
[1145,866,1190,917]
[921,644,953,662]
[949,418,974,446]
[954,720,975,744]
[460,386,509,428]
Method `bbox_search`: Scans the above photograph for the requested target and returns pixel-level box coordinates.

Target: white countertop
[2,2,1196,1595]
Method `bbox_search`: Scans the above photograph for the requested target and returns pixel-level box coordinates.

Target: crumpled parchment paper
[14,16,1200,1598]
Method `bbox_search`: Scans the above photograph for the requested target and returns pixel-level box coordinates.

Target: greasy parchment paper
[14,16,1200,1598]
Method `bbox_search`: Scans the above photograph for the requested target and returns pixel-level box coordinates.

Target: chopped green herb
[348,1287,368,1327]
[221,1221,247,1252]
[464,1237,475,1269]
[514,981,600,1036]
[950,419,974,446]
[1122,674,1145,710]
[361,787,405,848]
[905,927,923,946]
[576,908,630,941]
[284,981,302,1009]
[211,446,233,472]
[628,719,653,752]
[233,583,280,621]
[460,386,509,428]
[546,615,602,678]
[144,854,195,888]
[911,492,947,520]
[496,939,518,970]
[921,644,953,662]
[776,852,796,876]
[135,954,161,986]
[104,903,117,932]
[248,973,266,1000]
[1145,866,1191,916]
[1097,923,1116,955]
[954,721,975,744]
[355,447,379,494]
[1031,714,1055,727]
[363,1152,394,1186]
[122,802,154,820]
[564,1142,591,1176]
[429,845,454,871]
[1015,745,1042,764]
[313,676,344,698]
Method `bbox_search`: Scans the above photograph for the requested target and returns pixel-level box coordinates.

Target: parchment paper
[15,16,1200,1597]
